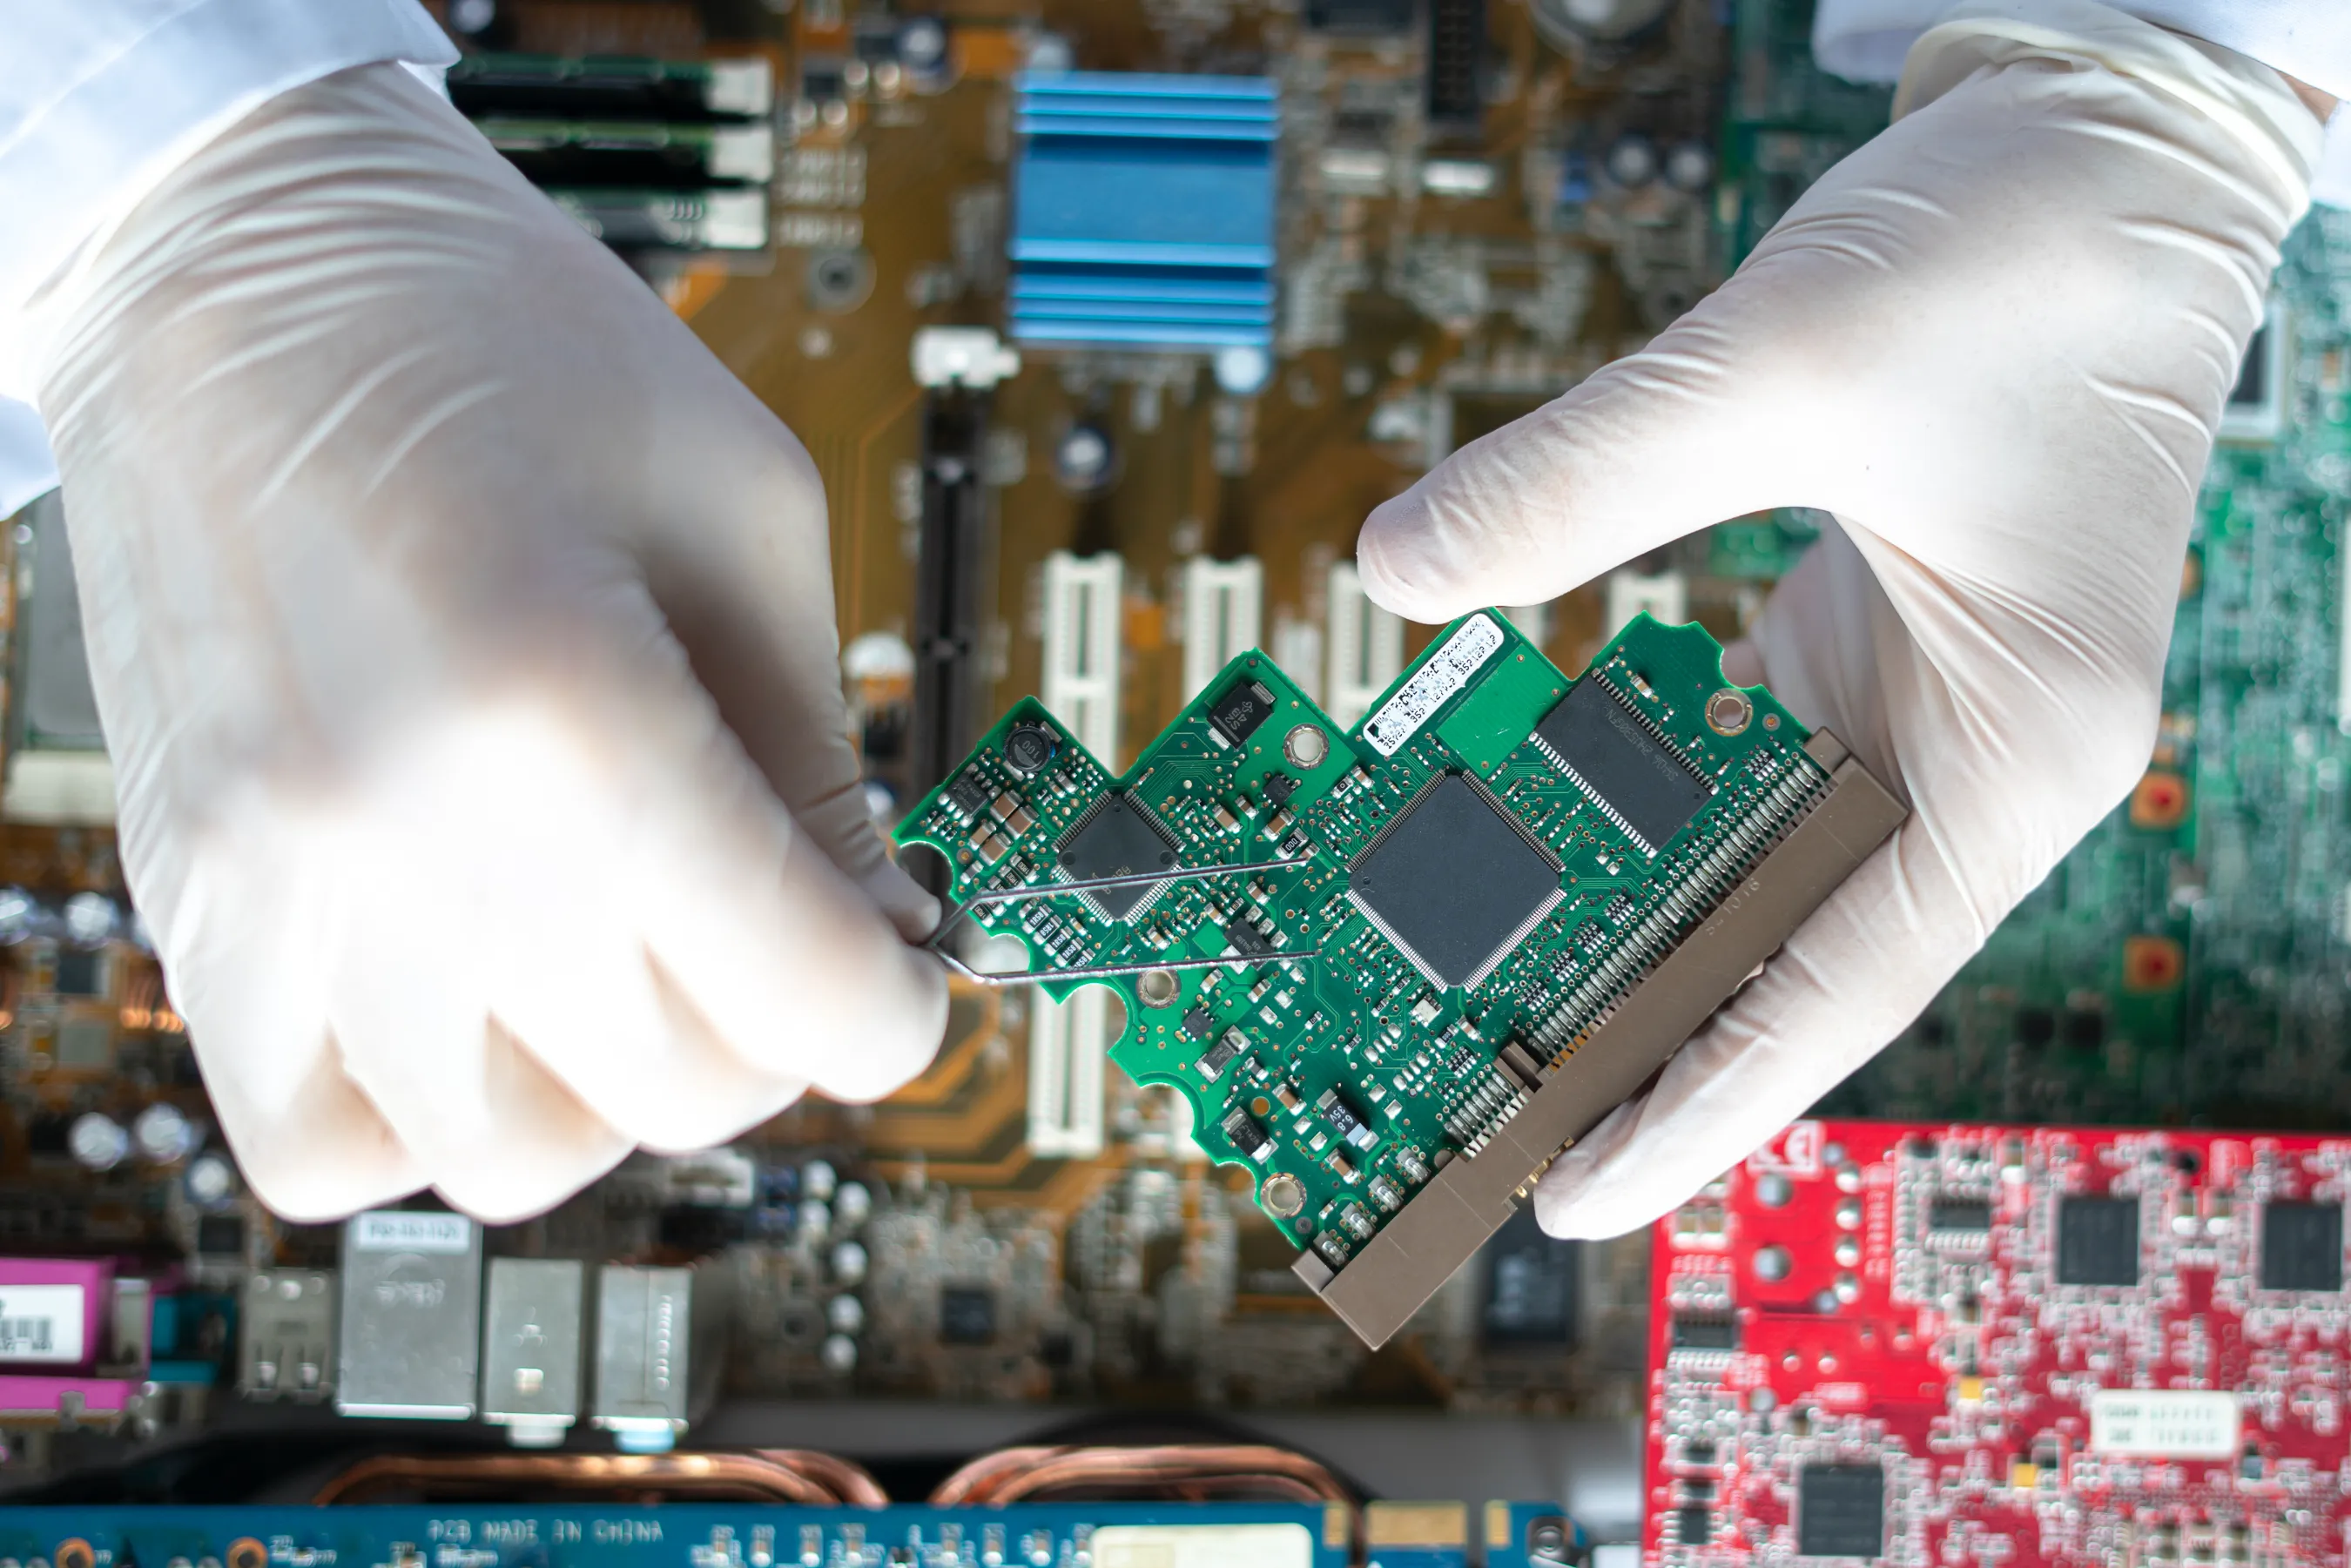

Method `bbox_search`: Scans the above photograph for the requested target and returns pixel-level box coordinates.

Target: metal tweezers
[922,855,1319,986]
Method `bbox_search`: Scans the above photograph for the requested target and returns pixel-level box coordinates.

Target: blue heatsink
[1008,71,1278,360]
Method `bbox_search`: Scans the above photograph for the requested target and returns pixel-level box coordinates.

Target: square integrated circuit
[1054,795,1179,919]
[899,610,1903,1349]
[1349,771,1564,989]
[2055,1195,2142,1287]
[1795,1464,1886,1559]
[2261,1200,2344,1291]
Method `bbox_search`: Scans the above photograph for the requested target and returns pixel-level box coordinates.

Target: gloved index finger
[1355,320,1805,624]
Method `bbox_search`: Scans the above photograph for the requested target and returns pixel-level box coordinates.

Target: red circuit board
[1644,1120,2351,1568]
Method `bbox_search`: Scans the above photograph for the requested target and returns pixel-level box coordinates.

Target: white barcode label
[2090,1389,2240,1457]
[353,1211,474,1254]
[1361,613,1504,757]
[0,1284,84,1363]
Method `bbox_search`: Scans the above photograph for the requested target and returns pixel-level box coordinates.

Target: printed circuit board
[900,612,1900,1343]
[1645,1119,2351,1568]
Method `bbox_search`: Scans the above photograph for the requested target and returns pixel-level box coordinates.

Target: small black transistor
[1181,1007,1215,1040]
[1224,914,1276,957]
[944,770,991,818]
[1222,1108,1271,1160]
[1209,676,1278,746]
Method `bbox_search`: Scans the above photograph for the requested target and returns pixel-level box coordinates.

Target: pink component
[0,1374,138,1422]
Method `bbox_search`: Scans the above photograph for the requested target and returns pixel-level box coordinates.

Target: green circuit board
[1723,0,2351,1131]
[897,612,1828,1265]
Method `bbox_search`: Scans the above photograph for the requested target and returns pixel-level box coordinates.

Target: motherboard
[0,0,2345,1485]
[1645,1119,2351,1568]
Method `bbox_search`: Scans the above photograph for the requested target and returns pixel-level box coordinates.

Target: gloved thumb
[1357,304,1813,623]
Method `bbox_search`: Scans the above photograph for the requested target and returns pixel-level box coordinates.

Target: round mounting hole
[1135,969,1181,1009]
[1706,688,1754,736]
[1263,1174,1306,1218]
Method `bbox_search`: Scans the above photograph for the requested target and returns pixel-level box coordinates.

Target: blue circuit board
[0,1503,1579,1568]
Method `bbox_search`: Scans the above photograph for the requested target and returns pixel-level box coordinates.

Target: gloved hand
[21,64,946,1221]
[1357,0,2323,1239]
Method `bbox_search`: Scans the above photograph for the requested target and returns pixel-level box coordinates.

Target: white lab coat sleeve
[1815,0,2351,206]
[0,1,457,517]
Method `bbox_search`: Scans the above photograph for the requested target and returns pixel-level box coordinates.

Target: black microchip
[197,1214,246,1255]
[1929,1198,1992,1232]
[1263,771,1297,806]
[1682,1440,1717,1466]
[2262,1201,2343,1291]
[1533,678,1712,850]
[1351,774,1560,989]
[1796,1464,1884,1558]
[2056,1195,2142,1287]
[1056,796,1178,920]
[1181,1007,1214,1040]
[54,947,102,998]
[1209,677,1277,747]
[1224,915,1274,958]
[1222,1108,1270,1160]
[943,770,991,818]
[1670,1315,1737,1351]
[940,1285,996,1344]
[1677,1506,1712,1546]
[1480,1206,1578,1348]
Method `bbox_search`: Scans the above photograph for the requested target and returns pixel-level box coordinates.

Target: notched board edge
[1292,729,1905,1349]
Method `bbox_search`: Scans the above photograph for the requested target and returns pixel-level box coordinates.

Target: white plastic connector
[1605,569,1687,636]
[913,326,1023,390]
[1027,990,1110,1158]
[1041,550,1122,763]
[706,58,776,118]
[1326,559,1405,728]
[1178,556,1264,700]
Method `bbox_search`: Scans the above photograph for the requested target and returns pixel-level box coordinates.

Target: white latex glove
[20,64,946,1222]
[1356,0,2322,1240]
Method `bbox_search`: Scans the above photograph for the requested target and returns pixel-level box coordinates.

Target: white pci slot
[1605,569,1687,636]
[1272,611,1326,707]
[1326,559,1405,728]
[1027,989,1110,1158]
[1178,556,1264,699]
[1499,600,1554,649]
[1041,551,1123,764]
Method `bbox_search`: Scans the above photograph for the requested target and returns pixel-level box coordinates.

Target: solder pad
[898,610,1847,1302]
